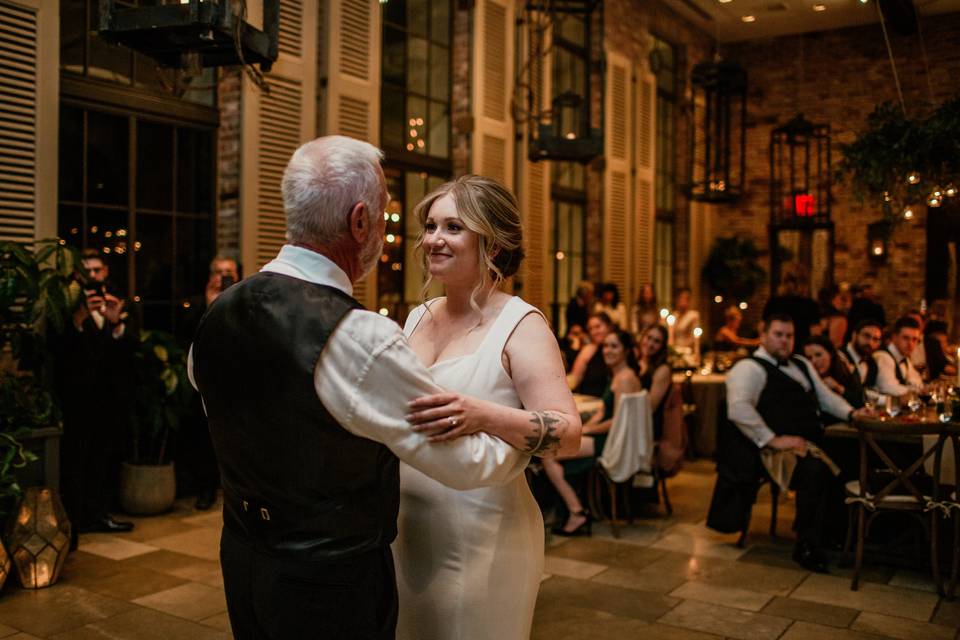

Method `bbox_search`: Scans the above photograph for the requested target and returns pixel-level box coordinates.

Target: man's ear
[348,202,369,245]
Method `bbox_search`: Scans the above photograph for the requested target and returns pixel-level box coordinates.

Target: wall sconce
[867,221,891,264]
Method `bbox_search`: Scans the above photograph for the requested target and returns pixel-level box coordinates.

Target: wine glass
[906,391,922,414]
[885,394,901,418]
[939,396,953,423]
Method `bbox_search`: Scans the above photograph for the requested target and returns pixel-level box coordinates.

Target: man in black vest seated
[839,318,882,388]
[873,316,924,398]
[712,313,870,573]
[189,137,562,638]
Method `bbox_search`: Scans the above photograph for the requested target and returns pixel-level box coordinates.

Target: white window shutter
[0,0,56,242]
[241,0,318,273]
[634,64,657,287]
[317,0,381,309]
[603,51,632,304]
[472,0,514,188]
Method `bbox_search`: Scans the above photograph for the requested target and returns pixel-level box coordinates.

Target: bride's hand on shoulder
[406,392,490,442]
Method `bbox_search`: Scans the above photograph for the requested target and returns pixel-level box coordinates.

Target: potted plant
[119,330,192,515]
[702,235,767,304]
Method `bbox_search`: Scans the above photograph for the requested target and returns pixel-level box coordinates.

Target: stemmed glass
[906,391,922,414]
[885,394,901,418]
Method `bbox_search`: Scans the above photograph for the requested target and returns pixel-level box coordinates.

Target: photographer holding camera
[176,256,239,510]
[55,249,137,548]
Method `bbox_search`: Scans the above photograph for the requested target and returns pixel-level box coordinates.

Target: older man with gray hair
[188,136,529,639]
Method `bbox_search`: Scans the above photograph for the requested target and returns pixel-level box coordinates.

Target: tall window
[58,0,219,333]
[379,0,453,321]
[551,163,586,335]
[651,35,678,306]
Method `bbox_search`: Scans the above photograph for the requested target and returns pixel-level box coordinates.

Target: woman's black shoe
[551,510,592,537]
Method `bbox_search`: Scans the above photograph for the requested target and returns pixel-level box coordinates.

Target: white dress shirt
[873,343,923,396]
[673,309,701,349]
[841,343,870,384]
[188,244,527,491]
[725,346,854,448]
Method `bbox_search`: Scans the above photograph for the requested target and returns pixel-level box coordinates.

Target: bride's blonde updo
[413,175,525,305]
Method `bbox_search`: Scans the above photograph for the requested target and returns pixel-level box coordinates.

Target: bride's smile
[421,194,480,283]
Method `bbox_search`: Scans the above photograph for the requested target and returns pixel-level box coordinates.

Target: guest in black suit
[838,318,882,388]
[55,250,136,547]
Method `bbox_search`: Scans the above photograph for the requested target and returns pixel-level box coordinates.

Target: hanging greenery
[702,236,767,303]
[837,96,960,222]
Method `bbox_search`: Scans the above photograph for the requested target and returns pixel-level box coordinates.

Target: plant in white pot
[121,330,192,515]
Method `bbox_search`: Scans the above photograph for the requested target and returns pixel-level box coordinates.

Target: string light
[739,302,748,310]
[907,172,920,184]
[945,184,957,197]
[903,207,915,219]
[714,295,723,303]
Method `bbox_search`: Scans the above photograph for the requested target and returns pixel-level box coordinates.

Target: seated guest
[566,281,594,333]
[559,323,587,373]
[715,313,868,572]
[594,282,628,329]
[846,283,886,342]
[820,309,848,350]
[714,306,761,350]
[567,312,614,397]
[544,330,641,536]
[631,282,659,335]
[803,336,866,420]
[906,309,927,376]
[873,316,924,397]
[923,320,957,379]
[839,319,882,387]
[672,287,701,350]
[637,324,672,439]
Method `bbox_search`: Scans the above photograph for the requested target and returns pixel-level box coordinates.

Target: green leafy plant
[702,236,767,303]
[130,330,192,465]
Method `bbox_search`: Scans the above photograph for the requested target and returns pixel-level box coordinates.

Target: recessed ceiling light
[813,3,826,10]
[741,15,757,22]
[859,0,869,3]
[719,0,733,3]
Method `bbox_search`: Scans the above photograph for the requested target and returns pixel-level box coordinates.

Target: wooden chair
[844,419,949,592]
[935,424,960,600]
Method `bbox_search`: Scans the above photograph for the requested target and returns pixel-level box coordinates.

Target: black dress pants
[789,455,836,548]
[220,527,398,640]
[59,411,118,528]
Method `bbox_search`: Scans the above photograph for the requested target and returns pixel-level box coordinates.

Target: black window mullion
[127,114,136,298]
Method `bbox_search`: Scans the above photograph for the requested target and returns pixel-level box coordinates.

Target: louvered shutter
[634,63,656,287]
[318,0,380,309]
[240,0,318,272]
[603,51,631,304]
[1,0,55,242]
[472,0,514,188]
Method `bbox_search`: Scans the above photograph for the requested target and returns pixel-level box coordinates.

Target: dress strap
[483,297,546,358]
[403,299,439,338]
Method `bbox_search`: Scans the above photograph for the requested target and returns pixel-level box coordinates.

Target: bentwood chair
[844,419,950,592]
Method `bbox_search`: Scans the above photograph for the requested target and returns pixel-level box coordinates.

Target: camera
[220,274,235,292]
[84,282,106,299]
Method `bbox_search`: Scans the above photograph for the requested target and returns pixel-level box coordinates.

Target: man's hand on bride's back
[407,392,489,442]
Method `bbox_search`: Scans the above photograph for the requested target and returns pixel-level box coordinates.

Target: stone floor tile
[122,516,202,543]
[650,529,750,560]
[589,521,665,545]
[0,585,133,637]
[886,569,940,593]
[131,582,227,621]
[78,535,158,560]
[640,551,739,583]
[5,634,43,640]
[591,566,688,594]
[778,621,890,640]
[0,623,17,638]
[198,612,232,633]
[63,564,189,600]
[790,574,940,622]
[761,596,859,628]
[59,551,123,580]
[546,537,667,570]
[123,550,223,588]
[180,511,223,528]
[657,599,792,640]
[543,556,608,580]
[48,607,228,640]
[670,580,774,612]
[738,542,805,572]
[144,527,221,562]
[853,612,957,640]
[699,559,809,596]
[931,597,960,628]
[532,604,723,640]
[537,575,680,622]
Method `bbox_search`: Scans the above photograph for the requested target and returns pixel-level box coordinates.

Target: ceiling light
[719,0,733,3]
[741,15,756,22]
[813,3,826,10]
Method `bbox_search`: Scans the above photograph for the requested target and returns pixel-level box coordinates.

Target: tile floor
[0,460,956,639]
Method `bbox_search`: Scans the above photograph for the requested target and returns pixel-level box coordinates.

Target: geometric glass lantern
[7,487,71,589]
[97,0,279,70]
[0,538,10,591]
[689,60,747,203]
[770,113,832,226]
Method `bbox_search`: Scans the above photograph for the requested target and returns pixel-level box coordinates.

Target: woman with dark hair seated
[802,335,865,422]
[924,320,957,379]
[566,312,615,397]
[637,324,673,440]
[543,329,641,536]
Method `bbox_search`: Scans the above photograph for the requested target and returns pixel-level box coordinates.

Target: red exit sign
[785,193,816,217]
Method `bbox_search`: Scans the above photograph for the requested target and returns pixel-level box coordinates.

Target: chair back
[854,420,947,505]
[598,391,654,483]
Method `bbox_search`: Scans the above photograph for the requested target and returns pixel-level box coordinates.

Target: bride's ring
[449,416,458,427]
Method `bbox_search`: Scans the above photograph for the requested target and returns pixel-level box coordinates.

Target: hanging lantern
[689,60,747,203]
[770,113,831,226]
[867,220,891,264]
[98,0,279,70]
[7,487,72,589]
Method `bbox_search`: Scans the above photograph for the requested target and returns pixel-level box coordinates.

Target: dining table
[672,370,726,457]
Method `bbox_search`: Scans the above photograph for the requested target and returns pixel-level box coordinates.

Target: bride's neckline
[412,296,517,369]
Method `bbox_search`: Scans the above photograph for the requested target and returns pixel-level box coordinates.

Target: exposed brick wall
[721,13,960,322]
[216,67,242,263]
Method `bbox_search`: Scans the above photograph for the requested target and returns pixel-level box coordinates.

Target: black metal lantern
[689,60,747,203]
[98,0,278,70]
[522,1,604,163]
[769,113,831,226]
[867,220,891,264]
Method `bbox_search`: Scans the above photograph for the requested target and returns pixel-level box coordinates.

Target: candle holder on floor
[7,487,71,588]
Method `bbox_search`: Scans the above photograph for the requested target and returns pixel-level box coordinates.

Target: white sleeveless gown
[394,296,545,640]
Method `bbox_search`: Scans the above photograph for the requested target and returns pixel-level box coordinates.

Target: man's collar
[887,342,906,363]
[261,244,354,297]
[845,343,863,364]
[755,346,789,367]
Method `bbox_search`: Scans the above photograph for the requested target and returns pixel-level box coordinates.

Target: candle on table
[666,314,676,345]
[693,327,703,365]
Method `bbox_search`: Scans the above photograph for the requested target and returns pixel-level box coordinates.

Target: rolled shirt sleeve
[873,351,912,397]
[725,359,777,448]
[316,310,529,491]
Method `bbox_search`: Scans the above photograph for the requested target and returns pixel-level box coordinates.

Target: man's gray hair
[282,136,385,246]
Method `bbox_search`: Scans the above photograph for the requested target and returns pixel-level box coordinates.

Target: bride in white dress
[395,175,582,639]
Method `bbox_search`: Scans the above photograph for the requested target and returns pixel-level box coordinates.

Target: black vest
[193,272,399,559]
[844,345,879,388]
[751,356,823,444]
[876,347,907,384]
